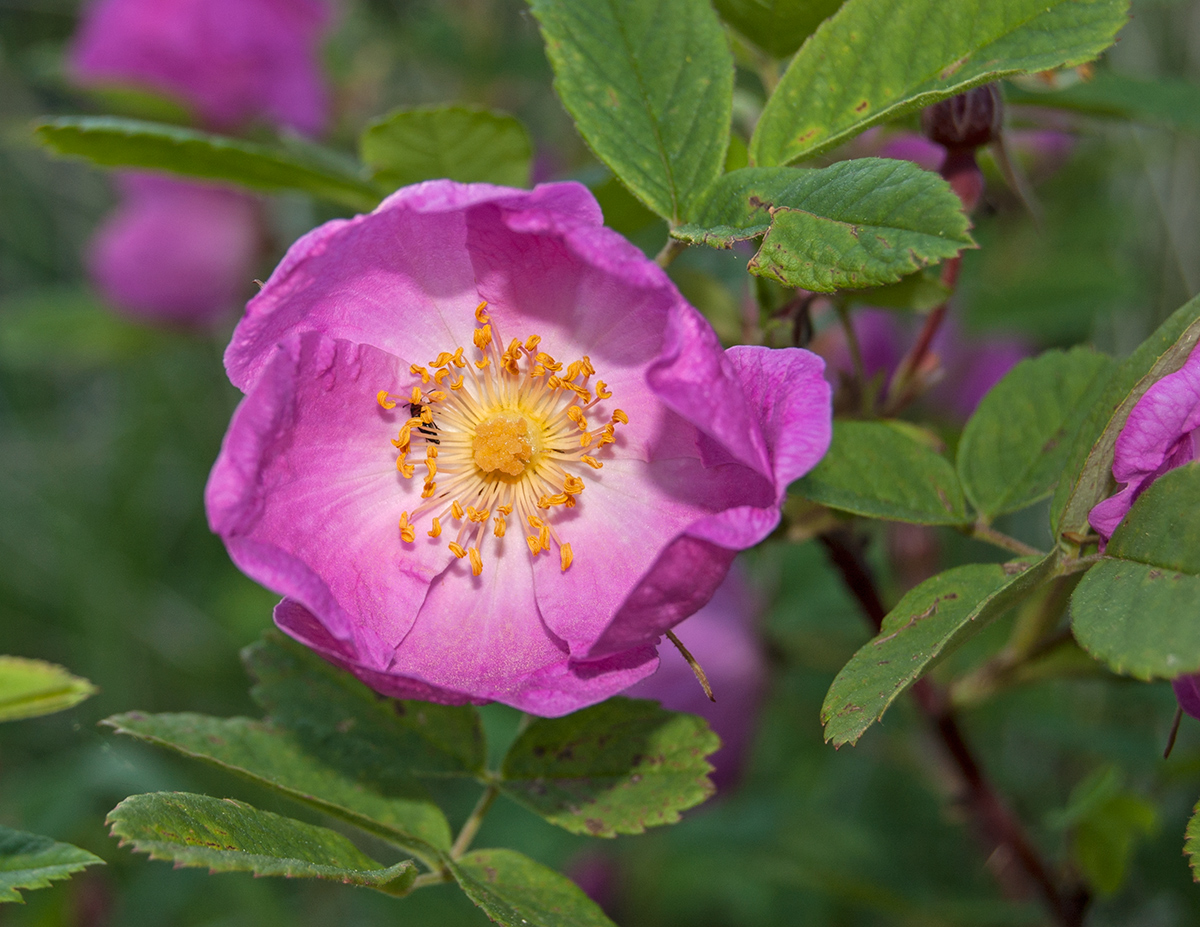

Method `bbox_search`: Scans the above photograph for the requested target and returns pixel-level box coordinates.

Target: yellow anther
[475,356,491,370]
[451,347,467,368]
[429,351,456,367]
[498,504,513,516]
[434,367,450,384]
[580,356,595,376]
[377,390,397,410]
[398,513,415,543]
[612,409,629,424]
[425,459,437,479]
[563,475,585,495]
[594,380,612,399]
[560,542,573,572]
[451,501,465,520]
[468,547,483,576]
[568,384,592,403]
[528,515,545,529]
[541,492,570,507]
[566,406,588,431]
[409,364,430,383]
[427,391,447,403]
[531,365,546,378]
[398,460,416,478]
[428,518,442,538]
[450,375,465,390]
[426,446,439,459]
[448,542,467,559]
[582,455,602,469]
[526,535,541,555]
[493,516,506,538]
[467,507,489,524]
[421,482,436,499]
[392,429,411,449]
[420,409,434,424]
[538,526,550,550]
[473,325,492,350]
[524,335,541,352]
[410,385,423,404]
[547,375,563,390]
[535,352,562,372]
[579,432,594,448]
[475,301,490,323]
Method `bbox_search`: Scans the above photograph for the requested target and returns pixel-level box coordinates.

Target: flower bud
[920,84,1003,151]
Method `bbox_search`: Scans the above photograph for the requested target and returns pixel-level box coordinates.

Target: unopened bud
[920,84,1003,151]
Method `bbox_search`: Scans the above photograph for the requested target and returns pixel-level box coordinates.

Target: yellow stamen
[526,535,541,555]
[493,516,506,538]
[475,301,490,323]
[410,386,423,404]
[468,548,483,576]
[594,380,612,399]
[448,542,467,559]
[428,518,442,538]
[398,513,415,543]
[582,455,602,469]
[560,542,573,572]
[473,325,492,350]
[451,501,465,520]
[612,409,629,424]
[563,474,585,495]
[377,391,397,410]
[538,526,550,551]
[398,460,415,478]
[410,364,430,383]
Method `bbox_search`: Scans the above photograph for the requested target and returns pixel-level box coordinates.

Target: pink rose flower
[623,563,764,789]
[1087,342,1200,717]
[205,181,832,716]
[87,174,260,325]
[70,0,330,136]
[1088,342,1200,544]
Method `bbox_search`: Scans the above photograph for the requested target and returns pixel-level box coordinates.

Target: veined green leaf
[795,419,970,524]
[499,698,717,837]
[35,117,383,211]
[958,348,1114,521]
[822,554,1058,746]
[107,792,416,891]
[361,106,532,190]
[673,160,972,291]
[0,826,102,904]
[751,0,1130,166]
[105,712,451,856]
[715,0,845,59]
[529,0,733,223]
[450,848,617,927]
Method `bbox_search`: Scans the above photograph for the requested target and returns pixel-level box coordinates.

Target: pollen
[377,306,628,579]
[472,412,536,476]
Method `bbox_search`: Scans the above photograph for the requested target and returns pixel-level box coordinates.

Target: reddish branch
[818,530,1090,927]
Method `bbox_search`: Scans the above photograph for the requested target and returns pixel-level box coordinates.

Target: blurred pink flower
[206,181,832,715]
[813,309,1028,420]
[624,563,764,789]
[70,0,331,136]
[87,173,259,325]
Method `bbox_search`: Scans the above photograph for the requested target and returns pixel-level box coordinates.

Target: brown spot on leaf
[940,55,969,79]
[854,100,869,113]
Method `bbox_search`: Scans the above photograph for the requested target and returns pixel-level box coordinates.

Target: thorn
[665,629,715,702]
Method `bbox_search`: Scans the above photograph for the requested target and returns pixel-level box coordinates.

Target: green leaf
[957,348,1115,521]
[822,555,1057,746]
[1185,797,1200,883]
[450,848,617,927]
[499,698,718,837]
[0,656,96,723]
[715,0,845,58]
[244,631,486,778]
[844,267,952,313]
[35,117,383,212]
[107,792,416,891]
[1007,71,1200,134]
[673,161,972,291]
[795,419,970,524]
[104,712,451,856]
[750,0,1131,166]
[0,826,103,904]
[1070,464,1200,679]
[360,106,532,190]
[1051,294,1200,542]
[529,0,734,223]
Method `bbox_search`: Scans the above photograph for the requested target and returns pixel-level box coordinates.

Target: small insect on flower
[408,402,440,445]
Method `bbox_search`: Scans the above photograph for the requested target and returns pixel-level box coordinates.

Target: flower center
[472,412,538,476]
[376,302,627,578]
